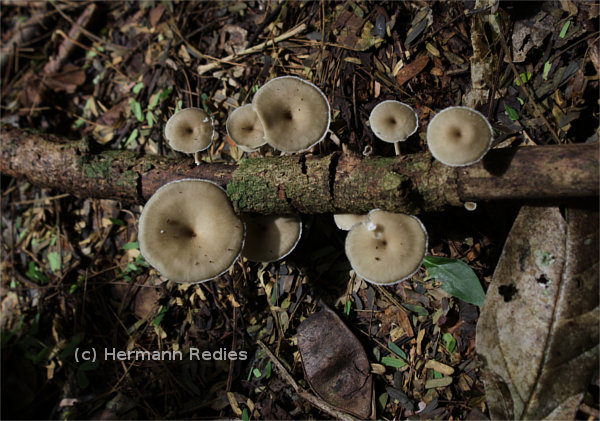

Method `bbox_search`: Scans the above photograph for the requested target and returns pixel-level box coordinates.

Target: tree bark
[1,125,597,214]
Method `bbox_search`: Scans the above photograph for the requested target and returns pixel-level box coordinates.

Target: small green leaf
[123,241,139,250]
[252,367,262,378]
[344,299,351,316]
[402,303,429,316]
[515,72,532,86]
[153,306,168,327]
[48,251,61,272]
[130,99,144,122]
[503,103,519,122]
[442,332,457,353]
[266,361,272,379]
[433,370,443,379]
[132,82,144,95]
[517,97,524,106]
[423,256,486,306]
[559,21,570,39]
[26,262,50,284]
[109,218,125,226]
[241,408,249,421]
[381,356,406,368]
[146,111,154,128]
[125,128,139,147]
[543,61,552,80]
[388,342,407,360]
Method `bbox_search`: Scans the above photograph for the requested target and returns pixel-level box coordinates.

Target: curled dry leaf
[476,205,599,420]
[297,303,373,419]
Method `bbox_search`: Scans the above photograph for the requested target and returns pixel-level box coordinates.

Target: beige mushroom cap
[345,209,428,285]
[426,106,493,166]
[369,100,418,143]
[165,108,214,154]
[241,213,302,262]
[333,214,366,231]
[138,179,244,283]
[226,104,266,152]
[253,76,330,153]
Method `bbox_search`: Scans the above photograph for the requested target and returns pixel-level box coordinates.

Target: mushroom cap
[138,179,244,283]
[345,209,428,285]
[241,213,302,262]
[226,104,266,152]
[333,213,366,231]
[253,76,330,153]
[164,108,214,154]
[426,106,493,166]
[369,100,418,143]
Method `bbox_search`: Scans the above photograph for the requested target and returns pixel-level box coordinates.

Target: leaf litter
[1,1,598,419]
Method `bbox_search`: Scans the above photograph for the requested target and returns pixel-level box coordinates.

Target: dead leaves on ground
[477,205,599,419]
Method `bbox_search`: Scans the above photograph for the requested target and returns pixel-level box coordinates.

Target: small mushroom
[226,104,266,152]
[138,179,244,283]
[333,214,366,231]
[164,107,214,165]
[241,213,302,262]
[345,209,428,285]
[369,100,418,154]
[426,106,493,166]
[252,76,330,153]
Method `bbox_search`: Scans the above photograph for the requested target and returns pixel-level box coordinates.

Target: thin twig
[256,340,356,421]
[196,23,307,75]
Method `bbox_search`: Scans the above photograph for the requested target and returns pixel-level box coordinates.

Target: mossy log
[1,125,597,214]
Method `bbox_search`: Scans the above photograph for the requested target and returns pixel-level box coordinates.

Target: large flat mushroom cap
[369,100,418,143]
[241,214,302,262]
[345,210,428,285]
[426,106,493,166]
[226,104,266,152]
[165,108,214,154]
[253,76,330,153]
[138,179,244,283]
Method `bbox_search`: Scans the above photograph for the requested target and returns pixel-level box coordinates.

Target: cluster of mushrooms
[139,76,493,285]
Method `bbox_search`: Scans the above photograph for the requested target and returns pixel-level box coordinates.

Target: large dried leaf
[297,304,373,419]
[477,205,599,420]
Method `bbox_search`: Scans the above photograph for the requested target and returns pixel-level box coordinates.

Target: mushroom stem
[394,142,402,156]
[194,152,201,165]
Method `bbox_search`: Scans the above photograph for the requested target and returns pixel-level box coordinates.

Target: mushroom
[369,100,418,155]
[252,76,330,153]
[345,209,428,285]
[333,213,366,231]
[164,107,214,165]
[226,104,266,152]
[138,179,245,283]
[241,213,302,262]
[426,106,493,166]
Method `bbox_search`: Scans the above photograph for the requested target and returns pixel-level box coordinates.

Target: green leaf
[559,21,570,39]
[132,82,144,95]
[503,103,520,121]
[47,251,61,272]
[388,342,407,360]
[423,256,486,306]
[123,241,139,250]
[146,111,154,128]
[153,305,168,327]
[125,128,139,147]
[265,361,272,379]
[130,99,144,122]
[381,356,406,368]
[241,408,249,421]
[515,72,532,86]
[252,367,262,378]
[543,62,552,81]
[26,261,50,284]
[402,303,429,316]
[442,332,457,353]
[344,299,351,316]
[109,217,125,226]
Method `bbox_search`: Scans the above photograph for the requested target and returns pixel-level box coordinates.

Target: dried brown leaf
[297,303,373,419]
[395,55,429,86]
[477,205,599,420]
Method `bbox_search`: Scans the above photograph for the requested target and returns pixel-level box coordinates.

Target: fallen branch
[1,125,597,214]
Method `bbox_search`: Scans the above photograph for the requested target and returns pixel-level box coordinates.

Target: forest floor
[1,1,598,420]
